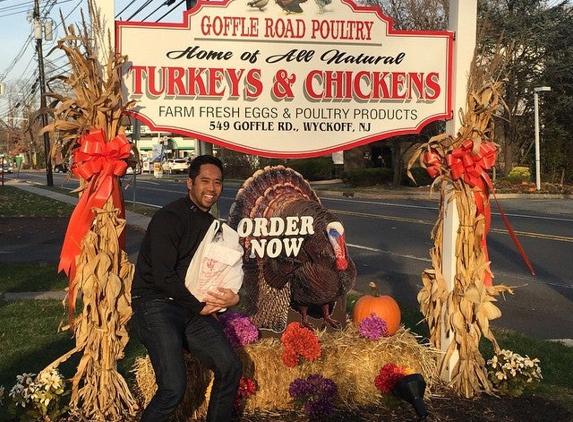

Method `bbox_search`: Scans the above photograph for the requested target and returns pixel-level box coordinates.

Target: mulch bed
[233,388,572,422]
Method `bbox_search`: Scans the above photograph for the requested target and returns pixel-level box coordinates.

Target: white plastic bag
[185,219,244,310]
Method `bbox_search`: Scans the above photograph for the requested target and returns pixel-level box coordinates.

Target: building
[126,124,196,161]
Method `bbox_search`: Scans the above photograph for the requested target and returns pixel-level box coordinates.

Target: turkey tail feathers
[228,165,319,228]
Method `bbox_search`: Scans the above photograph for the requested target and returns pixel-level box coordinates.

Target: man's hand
[200,303,223,315]
[201,287,240,314]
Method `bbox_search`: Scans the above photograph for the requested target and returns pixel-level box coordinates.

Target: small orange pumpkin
[353,282,401,336]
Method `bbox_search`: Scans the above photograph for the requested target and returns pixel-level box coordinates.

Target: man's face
[187,163,223,212]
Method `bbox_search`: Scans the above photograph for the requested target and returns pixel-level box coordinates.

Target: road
[9,170,573,341]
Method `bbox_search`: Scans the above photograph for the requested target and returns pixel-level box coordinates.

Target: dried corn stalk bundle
[49,199,138,420]
[407,79,513,398]
[37,1,138,419]
[41,4,135,160]
[70,199,137,420]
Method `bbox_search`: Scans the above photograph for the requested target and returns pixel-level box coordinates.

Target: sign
[117,0,453,158]
[227,165,356,333]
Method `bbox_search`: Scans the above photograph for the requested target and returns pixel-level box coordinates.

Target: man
[131,154,242,422]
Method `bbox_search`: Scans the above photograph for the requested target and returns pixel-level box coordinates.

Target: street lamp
[533,86,551,190]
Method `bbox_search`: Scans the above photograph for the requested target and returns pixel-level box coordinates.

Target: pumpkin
[353,282,401,336]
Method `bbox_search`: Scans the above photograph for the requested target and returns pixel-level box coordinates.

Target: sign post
[440,0,477,382]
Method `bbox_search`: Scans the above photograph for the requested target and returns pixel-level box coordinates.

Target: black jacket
[131,196,214,314]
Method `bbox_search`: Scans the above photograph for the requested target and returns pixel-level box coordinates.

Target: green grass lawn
[1,184,573,420]
[0,263,68,292]
[0,186,75,217]
[0,299,147,421]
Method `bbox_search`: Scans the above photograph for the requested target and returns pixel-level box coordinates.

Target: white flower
[486,349,542,397]
[9,373,37,407]
[7,369,68,416]
[37,368,64,390]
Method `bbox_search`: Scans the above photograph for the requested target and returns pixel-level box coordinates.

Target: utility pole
[34,0,53,186]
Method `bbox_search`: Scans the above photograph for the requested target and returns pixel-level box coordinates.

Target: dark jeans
[132,299,242,422]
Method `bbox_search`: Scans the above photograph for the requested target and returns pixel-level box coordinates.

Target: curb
[1,291,67,301]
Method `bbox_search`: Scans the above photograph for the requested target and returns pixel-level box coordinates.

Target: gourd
[353,282,401,336]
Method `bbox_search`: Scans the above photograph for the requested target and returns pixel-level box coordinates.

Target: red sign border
[116,0,454,158]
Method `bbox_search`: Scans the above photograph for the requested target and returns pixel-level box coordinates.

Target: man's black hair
[188,154,224,180]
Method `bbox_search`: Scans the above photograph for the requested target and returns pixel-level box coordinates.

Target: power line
[2,0,189,107]
[0,0,76,19]
[115,0,139,20]
[142,0,174,21]
[126,0,155,21]
[124,0,186,23]
[154,0,185,22]
[0,0,64,82]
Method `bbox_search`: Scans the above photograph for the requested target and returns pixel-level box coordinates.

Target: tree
[368,0,573,185]
[477,0,572,181]
[362,0,449,31]
[537,2,573,183]
[354,0,449,185]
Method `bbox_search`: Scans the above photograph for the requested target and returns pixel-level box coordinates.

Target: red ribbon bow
[422,140,534,285]
[423,149,442,178]
[448,140,498,285]
[59,129,131,319]
[447,140,497,193]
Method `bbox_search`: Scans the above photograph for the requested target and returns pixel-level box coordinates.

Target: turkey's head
[326,221,348,271]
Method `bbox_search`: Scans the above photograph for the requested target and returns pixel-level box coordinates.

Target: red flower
[374,363,408,394]
[233,376,257,409]
[280,322,322,368]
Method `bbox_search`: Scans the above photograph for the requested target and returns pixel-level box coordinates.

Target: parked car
[53,163,68,173]
[125,163,142,175]
[162,158,189,174]
[1,162,13,173]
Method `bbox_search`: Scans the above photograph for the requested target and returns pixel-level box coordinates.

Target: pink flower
[358,313,388,340]
[219,311,259,348]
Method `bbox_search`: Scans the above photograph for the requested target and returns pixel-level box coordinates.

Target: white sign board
[117,0,453,158]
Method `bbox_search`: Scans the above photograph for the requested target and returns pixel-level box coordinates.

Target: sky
[0,0,191,119]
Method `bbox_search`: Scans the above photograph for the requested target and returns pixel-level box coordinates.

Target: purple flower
[219,311,259,348]
[358,313,388,340]
[305,395,336,420]
[307,374,337,397]
[288,378,312,400]
[289,374,338,419]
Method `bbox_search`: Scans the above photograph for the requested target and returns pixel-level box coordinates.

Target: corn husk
[407,44,515,398]
[47,199,138,420]
[40,4,135,162]
[37,1,138,420]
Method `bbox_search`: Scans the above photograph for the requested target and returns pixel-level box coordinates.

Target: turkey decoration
[227,165,356,333]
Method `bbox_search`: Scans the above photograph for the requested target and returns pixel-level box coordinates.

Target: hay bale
[132,325,439,419]
[133,353,212,420]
